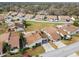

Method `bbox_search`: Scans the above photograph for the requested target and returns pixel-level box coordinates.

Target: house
[35,15,45,20]
[11,12,18,17]
[41,27,61,41]
[0,32,10,55]
[0,32,20,54]
[58,16,72,22]
[56,26,71,39]
[46,15,58,22]
[8,32,20,52]
[24,30,48,47]
[0,32,10,42]
[24,31,42,46]
[15,21,24,32]
[17,12,26,21]
[25,14,34,20]
[0,14,4,23]
[59,24,79,35]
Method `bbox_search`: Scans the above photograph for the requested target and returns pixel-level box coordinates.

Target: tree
[73,19,79,27]
[19,33,26,50]
[23,20,28,28]
[3,42,10,53]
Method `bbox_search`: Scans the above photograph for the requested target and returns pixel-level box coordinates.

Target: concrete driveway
[42,43,55,52]
[53,41,66,48]
[41,41,79,57]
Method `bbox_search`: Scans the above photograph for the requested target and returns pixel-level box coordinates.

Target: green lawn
[4,53,22,57]
[25,46,45,56]
[0,23,8,35]
[26,21,63,31]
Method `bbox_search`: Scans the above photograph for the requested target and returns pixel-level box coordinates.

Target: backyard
[0,23,8,35]
[25,21,63,31]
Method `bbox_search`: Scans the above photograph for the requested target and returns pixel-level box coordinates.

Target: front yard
[61,34,79,45]
[24,46,45,56]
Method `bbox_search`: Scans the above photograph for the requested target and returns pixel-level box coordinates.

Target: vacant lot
[26,21,63,31]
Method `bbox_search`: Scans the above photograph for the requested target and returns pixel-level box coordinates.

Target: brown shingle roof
[43,27,61,41]
[25,31,42,45]
[56,27,68,35]
[8,32,20,49]
[0,32,10,42]
[62,24,78,33]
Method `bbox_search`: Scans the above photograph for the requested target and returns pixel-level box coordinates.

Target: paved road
[41,41,79,57]
[68,53,78,57]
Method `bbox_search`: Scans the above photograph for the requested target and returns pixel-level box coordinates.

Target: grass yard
[25,46,45,56]
[76,51,79,56]
[61,34,79,45]
[0,23,8,35]
[4,52,22,57]
[26,21,63,31]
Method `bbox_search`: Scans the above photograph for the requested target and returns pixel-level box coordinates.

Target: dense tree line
[0,2,79,16]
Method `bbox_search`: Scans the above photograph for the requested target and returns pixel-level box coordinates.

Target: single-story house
[0,32,20,54]
[58,16,72,22]
[0,32,10,42]
[0,32,10,55]
[59,24,79,35]
[0,14,4,23]
[56,26,71,39]
[8,32,20,51]
[46,15,58,22]
[34,15,45,20]
[25,14,34,20]
[24,30,48,47]
[41,27,61,41]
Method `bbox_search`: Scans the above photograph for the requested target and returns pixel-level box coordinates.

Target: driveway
[42,43,55,52]
[41,41,79,57]
[53,41,66,48]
